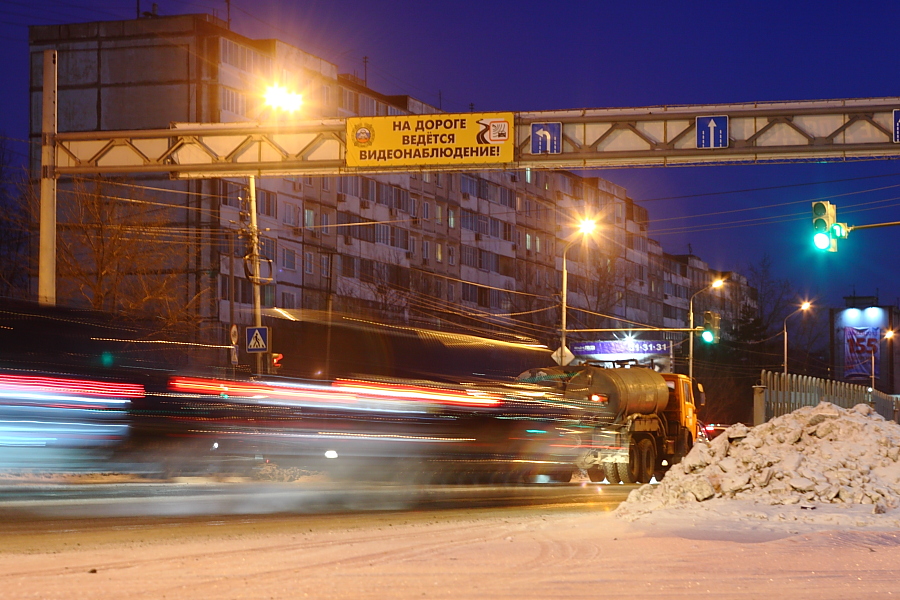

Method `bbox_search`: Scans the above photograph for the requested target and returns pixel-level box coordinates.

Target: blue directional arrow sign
[246,326,269,353]
[696,116,729,149]
[531,122,562,154]
[893,110,900,143]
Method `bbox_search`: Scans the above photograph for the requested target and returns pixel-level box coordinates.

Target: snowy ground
[2,402,900,599]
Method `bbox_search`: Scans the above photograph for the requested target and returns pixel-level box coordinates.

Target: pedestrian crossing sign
[246,326,269,353]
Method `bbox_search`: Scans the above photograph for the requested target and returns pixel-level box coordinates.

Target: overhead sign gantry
[50,98,900,178]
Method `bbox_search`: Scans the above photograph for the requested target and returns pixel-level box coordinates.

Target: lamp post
[559,219,597,365]
[782,301,812,375]
[247,85,302,375]
[688,278,725,380]
[872,329,894,391]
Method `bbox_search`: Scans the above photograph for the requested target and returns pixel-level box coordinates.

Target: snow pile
[618,402,900,524]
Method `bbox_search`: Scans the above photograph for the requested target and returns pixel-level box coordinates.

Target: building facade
[29,12,757,375]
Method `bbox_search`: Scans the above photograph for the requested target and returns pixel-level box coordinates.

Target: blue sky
[2,0,899,310]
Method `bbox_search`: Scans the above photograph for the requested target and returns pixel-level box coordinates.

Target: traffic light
[701,311,720,344]
[270,352,283,372]
[811,201,838,252]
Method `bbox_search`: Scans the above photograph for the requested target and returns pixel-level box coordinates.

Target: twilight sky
[2,0,899,311]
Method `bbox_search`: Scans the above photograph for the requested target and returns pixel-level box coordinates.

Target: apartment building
[28,12,756,374]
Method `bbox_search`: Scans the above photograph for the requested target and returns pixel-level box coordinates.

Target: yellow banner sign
[346,112,515,168]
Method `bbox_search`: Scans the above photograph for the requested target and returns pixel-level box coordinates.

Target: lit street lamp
[783,301,812,375]
[247,85,303,374]
[872,329,894,390]
[688,278,725,380]
[559,219,597,365]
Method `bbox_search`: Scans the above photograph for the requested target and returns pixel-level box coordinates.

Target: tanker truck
[517,364,704,484]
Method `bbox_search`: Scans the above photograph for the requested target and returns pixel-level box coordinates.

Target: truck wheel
[587,466,605,483]
[675,429,693,463]
[617,446,640,484]
[637,438,656,483]
[606,464,622,484]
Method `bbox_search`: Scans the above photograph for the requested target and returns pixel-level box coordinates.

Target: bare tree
[744,254,795,334]
[51,177,205,337]
[0,139,30,298]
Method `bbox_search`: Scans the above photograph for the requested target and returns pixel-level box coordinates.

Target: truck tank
[518,366,669,423]
[580,366,669,421]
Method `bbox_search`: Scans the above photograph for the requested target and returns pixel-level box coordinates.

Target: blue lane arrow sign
[531,122,562,154]
[893,110,900,143]
[696,116,729,149]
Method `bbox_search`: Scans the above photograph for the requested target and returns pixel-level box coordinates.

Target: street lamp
[688,278,725,380]
[559,219,597,365]
[872,329,894,391]
[783,301,812,375]
[246,85,303,374]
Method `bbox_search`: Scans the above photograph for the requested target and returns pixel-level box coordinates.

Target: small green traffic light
[701,311,720,344]
[811,200,838,252]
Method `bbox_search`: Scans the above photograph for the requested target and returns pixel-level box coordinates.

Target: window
[375,223,390,245]
[282,247,296,270]
[222,180,244,208]
[435,205,443,225]
[461,245,477,268]
[257,189,276,217]
[260,237,275,261]
[423,202,431,220]
[460,175,478,197]
[322,177,330,192]
[339,176,360,197]
[448,283,455,302]
[259,284,274,308]
[526,233,532,251]
[422,240,431,260]
[435,173,442,187]
[436,243,443,263]
[282,203,297,226]
[448,208,456,229]
[448,245,456,266]
[321,255,331,278]
[305,252,314,275]
[281,292,296,309]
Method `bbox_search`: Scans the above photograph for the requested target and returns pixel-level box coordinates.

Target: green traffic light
[701,330,714,343]
[813,232,832,250]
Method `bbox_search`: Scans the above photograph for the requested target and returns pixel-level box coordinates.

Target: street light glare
[264,85,302,112]
[887,330,895,339]
[578,219,596,235]
[801,301,812,310]
[711,279,725,289]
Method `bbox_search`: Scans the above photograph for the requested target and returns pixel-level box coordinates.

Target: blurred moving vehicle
[0,371,140,470]
[122,374,587,482]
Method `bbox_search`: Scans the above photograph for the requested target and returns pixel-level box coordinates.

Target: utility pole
[247,175,264,376]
